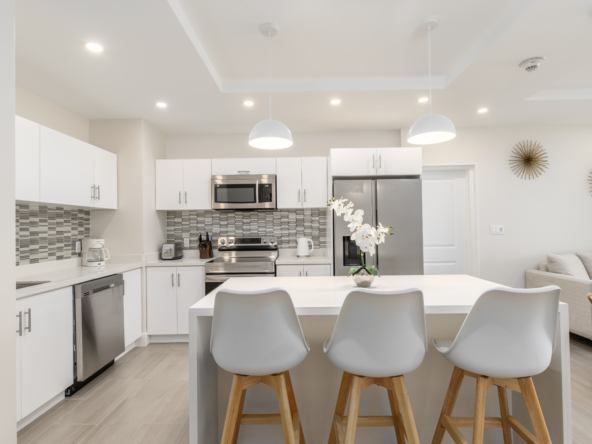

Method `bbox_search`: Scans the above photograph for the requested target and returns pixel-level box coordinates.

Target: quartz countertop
[16,262,143,300]
[145,251,214,267]
[276,248,331,265]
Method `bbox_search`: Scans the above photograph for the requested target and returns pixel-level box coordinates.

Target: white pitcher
[297,238,314,257]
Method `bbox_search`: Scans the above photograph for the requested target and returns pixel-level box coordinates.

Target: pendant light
[407,18,456,145]
[249,23,293,150]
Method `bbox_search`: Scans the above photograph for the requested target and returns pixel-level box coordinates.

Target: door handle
[178,273,181,287]
[298,189,300,203]
[172,273,175,287]
[372,154,376,170]
[379,154,382,169]
[299,271,302,277]
[25,309,31,333]
[237,170,250,174]
[185,191,187,204]
[305,271,308,276]
[97,185,101,201]
[179,192,181,204]
[304,189,306,203]
[91,185,96,200]
[16,312,22,336]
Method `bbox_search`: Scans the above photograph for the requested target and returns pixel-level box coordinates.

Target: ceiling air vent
[519,57,545,72]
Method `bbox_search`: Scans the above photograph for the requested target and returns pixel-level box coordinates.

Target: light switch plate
[184,238,190,248]
[75,240,82,254]
[490,225,505,235]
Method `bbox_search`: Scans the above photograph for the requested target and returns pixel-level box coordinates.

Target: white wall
[166,130,400,159]
[0,0,17,442]
[402,125,592,287]
[16,85,89,142]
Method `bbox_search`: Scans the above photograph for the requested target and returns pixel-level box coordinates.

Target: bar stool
[432,286,561,444]
[324,288,427,444]
[211,288,309,444]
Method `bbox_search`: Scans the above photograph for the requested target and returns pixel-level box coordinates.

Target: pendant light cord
[268,31,272,120]
[428,26,432,114]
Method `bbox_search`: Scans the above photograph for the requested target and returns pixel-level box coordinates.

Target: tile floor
[17,337,592,444]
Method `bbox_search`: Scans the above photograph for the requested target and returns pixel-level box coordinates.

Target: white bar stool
[211,288,310,444]
[324,288,427,444]
[432,286,561,444]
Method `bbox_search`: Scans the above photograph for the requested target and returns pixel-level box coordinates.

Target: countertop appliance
[161,242,184,260]
[333,178,424,276]
[297,237,314,257]
[68,274,125,395]
[81,239,110,267]
[205,236,278,294]
[211,174,276,210]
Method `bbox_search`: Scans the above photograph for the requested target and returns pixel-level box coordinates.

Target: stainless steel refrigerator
[333,179,424,276]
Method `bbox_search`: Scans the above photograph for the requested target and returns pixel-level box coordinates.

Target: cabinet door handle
[16,312,22,336]
[298,189,300,202]
[179,192,181,204]
[91,185,96,200]
[305,271,308,276]
[172,273,175,287]
[185,191,187,204]
[25,309,31,333]
[178,273,181,287]
[379,154,382,169]
[237,170,250,174]
[304,189,307,203]
[372,154,376,169]
[97,185,101,201]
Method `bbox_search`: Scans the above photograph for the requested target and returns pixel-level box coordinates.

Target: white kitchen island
[189,275,571,444]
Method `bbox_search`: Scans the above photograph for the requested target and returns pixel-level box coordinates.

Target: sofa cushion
[576,252,592,279]
[547,253,589,279]
[538,263,549,272]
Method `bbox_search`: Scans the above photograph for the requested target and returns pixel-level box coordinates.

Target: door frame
[422,164,480,277]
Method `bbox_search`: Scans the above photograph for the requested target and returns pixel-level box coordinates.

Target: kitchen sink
[16,281,50,290]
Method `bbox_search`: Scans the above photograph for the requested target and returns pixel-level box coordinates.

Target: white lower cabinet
[123,269,142,347]
[276,264,331,277]
[147,266,205,335]
[16,287,74,420]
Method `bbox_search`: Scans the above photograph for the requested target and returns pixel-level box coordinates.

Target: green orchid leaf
[365,265,381,276]
[348,266,363,276]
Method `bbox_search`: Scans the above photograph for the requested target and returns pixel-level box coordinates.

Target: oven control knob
[228,239,234,244]
[262,238,267,244]
[220,239,226,245]
[269,238,275,245]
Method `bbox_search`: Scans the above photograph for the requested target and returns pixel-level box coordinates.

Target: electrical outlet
[75,240,82,254]
[184,238,190,248]
[490,225,505,235]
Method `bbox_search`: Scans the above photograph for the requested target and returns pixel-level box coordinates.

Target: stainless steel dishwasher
[73,274,125,384]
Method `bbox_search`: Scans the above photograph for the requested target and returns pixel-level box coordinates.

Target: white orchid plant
[328,197,395,277]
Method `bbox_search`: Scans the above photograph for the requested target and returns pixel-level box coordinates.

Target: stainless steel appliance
[211,174,276,210]
[333,179,424,276]
[205,236,278,294]
[161,242,184,260]
[72,274,125,388]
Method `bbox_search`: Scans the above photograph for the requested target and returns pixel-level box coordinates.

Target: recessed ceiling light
[244,100,254,107]
[478,108,488,113]
[156,102,167,108]
[330,99,341,105]
[418,97,429,103]
[85,43,103,53]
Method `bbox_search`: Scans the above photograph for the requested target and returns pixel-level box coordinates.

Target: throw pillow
[576,252,592,279]
[547,253,589,279]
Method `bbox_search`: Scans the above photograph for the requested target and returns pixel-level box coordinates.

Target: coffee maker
[81,239,110,267]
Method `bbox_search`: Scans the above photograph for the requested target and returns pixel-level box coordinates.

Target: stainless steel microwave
[211,175,276,210]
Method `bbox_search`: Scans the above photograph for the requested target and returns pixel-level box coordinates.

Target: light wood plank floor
[18,337,592,443]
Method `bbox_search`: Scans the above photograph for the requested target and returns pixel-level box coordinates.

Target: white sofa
[526,262,592,340]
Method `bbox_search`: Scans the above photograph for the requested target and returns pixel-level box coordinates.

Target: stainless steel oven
[211,175,276,210]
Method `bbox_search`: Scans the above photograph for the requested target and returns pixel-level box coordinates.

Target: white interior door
[93,146,118,209]
[176,267,204,335]
[422,169,468,275]
[123,269,142,347]
[15,116,40,202]
[183,159,212,209]
[302,157,328,207]
[147,267,178,335]
[155,160,184,210]
[277,158,302,208]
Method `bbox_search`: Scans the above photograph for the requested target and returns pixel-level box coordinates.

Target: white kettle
[297,238,314,257]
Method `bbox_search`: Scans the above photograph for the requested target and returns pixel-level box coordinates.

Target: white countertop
[190,274,512,316]
[276,248,331,265]
[16,262,143,300]
[145,256,214,267]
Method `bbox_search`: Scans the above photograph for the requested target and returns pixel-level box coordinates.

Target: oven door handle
[255,180,259,205]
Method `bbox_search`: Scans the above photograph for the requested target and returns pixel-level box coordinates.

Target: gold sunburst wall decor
[509,140,549,180]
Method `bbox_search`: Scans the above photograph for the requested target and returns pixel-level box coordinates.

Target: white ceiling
[15,0,592,135]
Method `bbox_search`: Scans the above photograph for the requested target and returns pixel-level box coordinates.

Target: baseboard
[148,335,189,343]
[136,333,150,347]
[17,392,64,431]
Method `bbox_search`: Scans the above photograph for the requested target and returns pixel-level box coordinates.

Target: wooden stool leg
[473,376,489,444]
[497,386,512,444]
[284,371,306,444]
[276,373,298,444]
[518,377,552,444]
[432,366,465,444]
[387,389,406,444]
[231,389,247,444]
[222,375,245,444]
[392,376,420,444]
[344,376,363,444]
[328,372,352,444]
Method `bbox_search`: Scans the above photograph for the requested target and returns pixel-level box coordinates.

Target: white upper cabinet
[156,160,184,210]
[212,158,276,176]
[376,147,422,176]
[183,159,211,210]
[15,116,40,202]
[277,157,327,209]
[302,157,328,207]
[330,148,422,177]
[276,158,302,208]
[40,126,94,207]
[93,146,118,209]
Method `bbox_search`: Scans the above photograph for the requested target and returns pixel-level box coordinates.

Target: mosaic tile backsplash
[16,204,91,266]
[166,209,328,249]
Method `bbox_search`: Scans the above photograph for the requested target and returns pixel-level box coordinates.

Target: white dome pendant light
[249,23,293,150]
[408,17,456,145]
